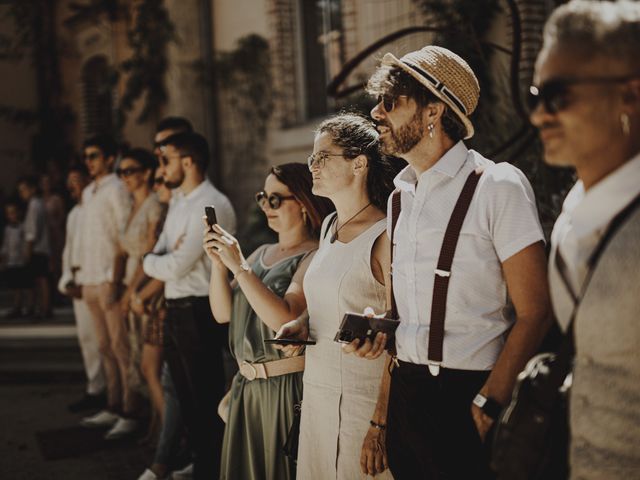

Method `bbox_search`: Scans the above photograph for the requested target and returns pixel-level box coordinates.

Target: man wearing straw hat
[352,46,552,478]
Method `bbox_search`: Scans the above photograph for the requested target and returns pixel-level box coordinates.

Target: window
[81,55,114,135]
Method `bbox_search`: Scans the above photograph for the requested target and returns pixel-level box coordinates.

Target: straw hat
[381,45,480,139]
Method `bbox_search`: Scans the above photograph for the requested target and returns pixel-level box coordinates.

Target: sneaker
[68,393,106,413]
[137,468,163,480]
[171,463,193,480]
[80,409,119,428]
[104,417,138,440]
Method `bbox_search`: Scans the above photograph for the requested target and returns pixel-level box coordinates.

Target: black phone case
[205,206,217,227]
[333,313,400,344]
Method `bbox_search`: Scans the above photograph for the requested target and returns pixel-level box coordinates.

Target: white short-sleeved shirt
[390,141,544,370]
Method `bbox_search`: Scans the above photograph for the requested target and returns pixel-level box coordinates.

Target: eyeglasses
[116,166,144,178]
[153,176,165,186]
[255,191,296,210]
[307,151,345,171]
[84,152,102,161]
[528,74,640,114]
[378,94,396,113]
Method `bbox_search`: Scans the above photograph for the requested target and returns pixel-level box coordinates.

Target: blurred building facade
[0,0,560,226]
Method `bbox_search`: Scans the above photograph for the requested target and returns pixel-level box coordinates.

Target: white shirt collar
[562,151,640,240]
[394,141,468,194]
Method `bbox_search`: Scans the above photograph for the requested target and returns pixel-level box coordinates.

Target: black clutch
[333,312,400,344]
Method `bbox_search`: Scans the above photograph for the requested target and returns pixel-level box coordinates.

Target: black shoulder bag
[491,192,640,480]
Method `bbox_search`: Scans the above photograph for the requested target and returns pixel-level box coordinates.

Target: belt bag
[492,192,640,480]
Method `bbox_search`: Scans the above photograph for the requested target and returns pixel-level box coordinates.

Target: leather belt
[238,356,305,381]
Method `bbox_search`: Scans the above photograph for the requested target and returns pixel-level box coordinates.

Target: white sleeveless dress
[297,213,394,480]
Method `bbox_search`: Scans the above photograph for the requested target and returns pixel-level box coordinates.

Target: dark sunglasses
[528,74,640,114]
[255,191,296,210]
[377,94,396,113]
[84,152,102,161]
[116,166,145,178]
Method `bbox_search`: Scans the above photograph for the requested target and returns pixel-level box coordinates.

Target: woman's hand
[342,307,388,359]
[360,425,388,476]
[119,288,133,317]
[202,219,246,274]
[202,218,227,270]
[130,295,146,317]
[274,318,309,357]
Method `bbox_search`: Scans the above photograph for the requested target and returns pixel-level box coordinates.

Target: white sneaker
[171,463,193,480]
[80,409,119,428]
[137,468,163,480]
[104,417,138,440]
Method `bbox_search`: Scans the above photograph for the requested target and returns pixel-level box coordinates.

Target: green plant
[117,0,175,127]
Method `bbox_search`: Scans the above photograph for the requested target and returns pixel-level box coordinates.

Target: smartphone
[264,338,317,346]
[333,312,400,344]
[205,205,217,228]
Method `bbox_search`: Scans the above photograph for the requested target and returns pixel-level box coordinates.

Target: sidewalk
[0,294,152,479]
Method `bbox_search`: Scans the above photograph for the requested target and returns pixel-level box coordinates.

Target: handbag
[282,401,302,461]
[491,192,640,480]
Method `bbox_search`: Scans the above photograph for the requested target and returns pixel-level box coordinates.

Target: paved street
[0,294,152,479]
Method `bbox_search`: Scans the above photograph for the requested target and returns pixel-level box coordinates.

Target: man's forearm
[372,355,393,424]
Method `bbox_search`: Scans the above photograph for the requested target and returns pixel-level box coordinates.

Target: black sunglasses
[116,166,144,178]
[377,94,396,113]
[84,152,102,161]
[255,191,296,210]
[528,74,640,114]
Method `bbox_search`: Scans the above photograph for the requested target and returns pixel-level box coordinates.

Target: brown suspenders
[389,167,485,375]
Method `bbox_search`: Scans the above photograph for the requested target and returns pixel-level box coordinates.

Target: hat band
[402,61,468,116]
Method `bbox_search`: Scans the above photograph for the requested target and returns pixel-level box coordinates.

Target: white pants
[73,298,106,395]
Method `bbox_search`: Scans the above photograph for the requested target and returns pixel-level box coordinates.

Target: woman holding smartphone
[276,113,403,479]
[203,163,333,480]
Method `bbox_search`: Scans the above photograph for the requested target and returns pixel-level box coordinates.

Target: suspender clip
[428,362,441,376]
[434,269,450,278]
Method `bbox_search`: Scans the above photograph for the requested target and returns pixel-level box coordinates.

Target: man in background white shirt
[17,175,52,319]
[58,164,106,412]
[357,46,552,478]
[77,134,137,440]
[531,2,640,477]
[144,131,236,479]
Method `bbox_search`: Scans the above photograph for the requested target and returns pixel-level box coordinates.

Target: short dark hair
[367,66,466,143]
[67,163,89,177]
[4,195,23,211]
[155,116,193,135]
[161,132,210,173]
[122,147,158,171]
[83,134,118,158]
[17,175,39,190]
[315,112,406,211]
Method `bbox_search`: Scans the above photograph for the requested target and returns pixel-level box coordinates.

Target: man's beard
[164,171,185,190]
[379,109,426,156]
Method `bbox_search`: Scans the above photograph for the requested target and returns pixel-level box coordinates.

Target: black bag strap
[548,190,640,397]
[427,167,485,372]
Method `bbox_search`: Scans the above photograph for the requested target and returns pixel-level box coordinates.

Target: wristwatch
[233,261,251,280]
[472,393,503,421]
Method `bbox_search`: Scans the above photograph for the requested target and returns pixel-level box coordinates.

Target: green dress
[220,246,305,480]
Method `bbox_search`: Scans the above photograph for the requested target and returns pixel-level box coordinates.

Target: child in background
[0,199,30,318]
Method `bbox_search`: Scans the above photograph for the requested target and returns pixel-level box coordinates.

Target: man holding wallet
[143,131,236,479]
[352,46,553,478]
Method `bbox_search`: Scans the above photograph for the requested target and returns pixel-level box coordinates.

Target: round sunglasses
[255,191,296,209]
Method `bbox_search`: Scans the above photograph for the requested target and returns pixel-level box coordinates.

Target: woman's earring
[302,210,308,225]
[428,124,435,138]
[621,113,631,136]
